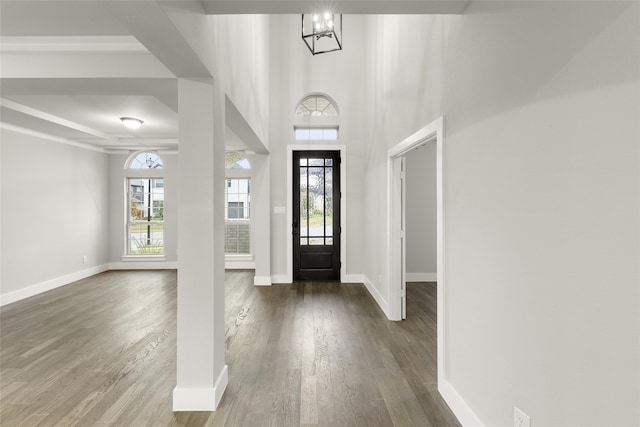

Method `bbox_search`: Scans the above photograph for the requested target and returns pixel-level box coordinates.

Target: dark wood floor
[0,271,460,426]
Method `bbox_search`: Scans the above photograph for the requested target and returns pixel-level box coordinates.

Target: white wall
[213,15,270,149]
[405,143,437,278]
[364,2,639,426]
[108,152,178,267]
[161,7,271,150]
[0,129,109,301]
[268,14,369,281]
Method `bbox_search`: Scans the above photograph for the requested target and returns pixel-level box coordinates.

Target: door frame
[387,116,445,381]
[287,144,347,283]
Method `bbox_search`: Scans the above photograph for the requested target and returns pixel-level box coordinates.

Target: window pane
[295,129,310,140]
[225,178,251,254]
[127,178,164,255]
[323,128,338,140]
[294,127,338,141]
[309,129,323,139]
[308,167,324,238]
[326,238,333,245]
[300,167,308,237]
[225,222,250,254]
[128,223,164,254]
[309,238,324,245]
[300,238,308,246]
[325,167,333,237]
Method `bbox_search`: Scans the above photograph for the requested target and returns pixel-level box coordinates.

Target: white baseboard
[0,264,109,307]
[109,261,177,270]
[253,276,272,286]
[271,274,290,284]
[270,274,364,285]
[342,274,364,283]
[439,378,484,426]
[406,272,437,282]
[173,365,228,411]
[362,274,391,319]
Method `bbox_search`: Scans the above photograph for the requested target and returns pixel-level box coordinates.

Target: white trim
[387,156,405,320]
[271,274,289,284]
[343,274,364,283]
[0,264,109,307]
[439,379,485,426]
[253,276,272,286]
[387,116,450,409]
[406,272,437,282]
[362,275,390,319]
[121,255,167,262]
[172,365,228,411]
[287,144,347,284]
[109,261,177,270]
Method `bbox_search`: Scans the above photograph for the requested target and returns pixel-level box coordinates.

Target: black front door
[293,150,341,281]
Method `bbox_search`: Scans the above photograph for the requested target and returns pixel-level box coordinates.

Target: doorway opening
[387,116,445,384]
[285,144,347,283]
[293,150,341,281]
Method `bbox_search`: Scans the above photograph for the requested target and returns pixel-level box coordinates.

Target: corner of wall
[438,380,485,427]
[362,274,391,319]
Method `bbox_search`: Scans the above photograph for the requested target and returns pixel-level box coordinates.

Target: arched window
[127,151,163,169]
[294,94,339,140]
[295,94,339,117]
[225,151,251,169]
[124,152,164,256]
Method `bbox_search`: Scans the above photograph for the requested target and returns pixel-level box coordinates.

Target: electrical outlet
[82,255,88,263]
[514,406,530,427]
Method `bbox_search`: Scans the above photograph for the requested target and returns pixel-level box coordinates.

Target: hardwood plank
[0,272,460,426]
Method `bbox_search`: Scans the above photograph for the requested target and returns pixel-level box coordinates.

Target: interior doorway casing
[387,116,445,386]
[286,144,347,283]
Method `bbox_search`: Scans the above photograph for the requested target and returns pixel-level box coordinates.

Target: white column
[173,77,227,411]
[250,154,271,285]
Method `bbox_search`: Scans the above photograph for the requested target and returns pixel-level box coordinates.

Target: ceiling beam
[0,98,121,144]
[107,1,211,78]
[225,95,269,154]
[0,78,178,112]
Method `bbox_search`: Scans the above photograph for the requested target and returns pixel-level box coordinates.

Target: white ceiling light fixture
[120,117,143,129]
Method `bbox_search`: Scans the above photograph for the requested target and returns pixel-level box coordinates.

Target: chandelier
[301,12,342,55]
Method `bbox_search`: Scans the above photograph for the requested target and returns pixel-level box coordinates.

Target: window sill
[122,255,167,262]
[225,254,253,262]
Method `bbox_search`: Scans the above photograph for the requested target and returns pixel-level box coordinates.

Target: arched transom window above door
[295,94,339,117]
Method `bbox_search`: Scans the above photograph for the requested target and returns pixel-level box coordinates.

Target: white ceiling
[0,0,470,153]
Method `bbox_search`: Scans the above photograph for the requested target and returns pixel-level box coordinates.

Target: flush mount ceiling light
[120,117,143,129]
[302,12,342,55]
